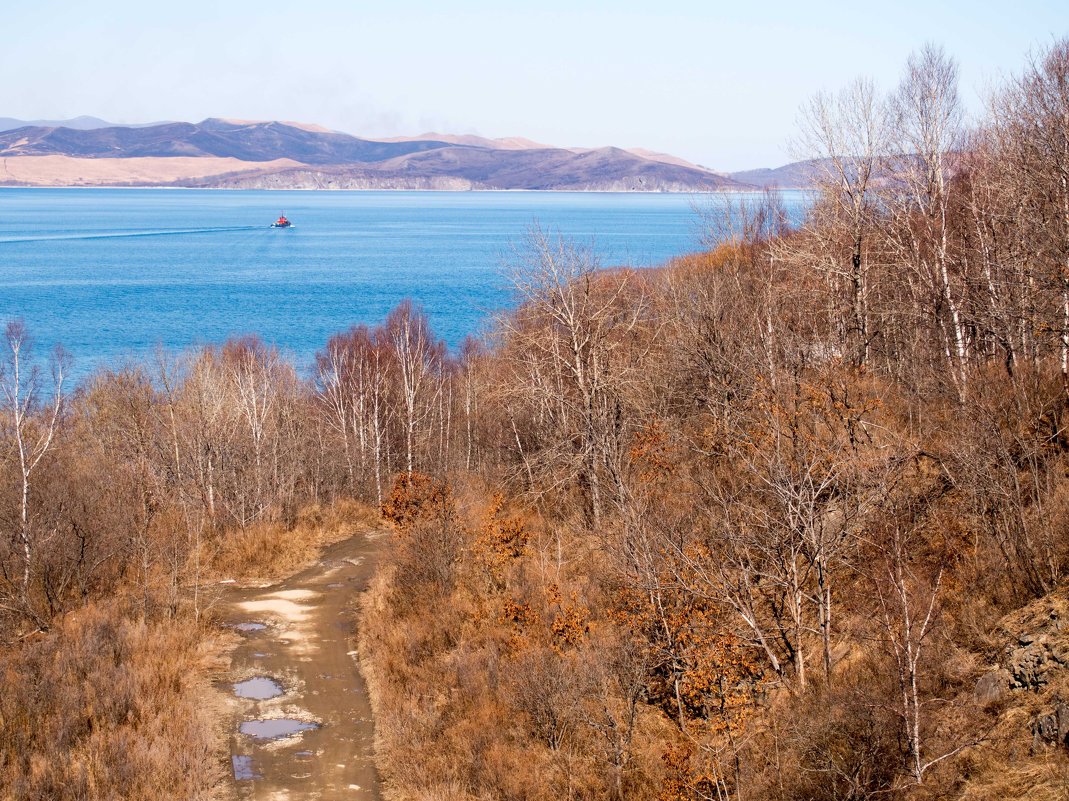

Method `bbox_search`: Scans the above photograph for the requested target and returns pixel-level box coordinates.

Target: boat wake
[0,225,264,244]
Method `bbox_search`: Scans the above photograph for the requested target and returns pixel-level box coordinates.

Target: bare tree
[871,519,957,786]
[889,44,969,397]
[316,325,394,501]
[499,227,647,526]
[224,337,294,521]
[989,39,1069,393]
[387,301,444,476]
[0,321,66,615]
[794,77,891,367]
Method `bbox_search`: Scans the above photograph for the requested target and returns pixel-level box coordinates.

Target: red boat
[271,213,292,228]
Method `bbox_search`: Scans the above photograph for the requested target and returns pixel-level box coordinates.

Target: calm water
[0,189,807,380]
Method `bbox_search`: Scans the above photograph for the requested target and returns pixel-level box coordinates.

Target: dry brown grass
[205,498,381,584]
[0,600,226,801]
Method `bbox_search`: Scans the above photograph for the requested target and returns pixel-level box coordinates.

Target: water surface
[240,718,319,741]
[231,755,260,781]
[233,676,285,700]
[0,189,808,379]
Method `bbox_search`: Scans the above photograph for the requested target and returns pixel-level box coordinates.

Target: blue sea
[0,189,808,380]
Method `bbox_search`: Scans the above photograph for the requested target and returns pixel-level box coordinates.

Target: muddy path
[218,530,386,801]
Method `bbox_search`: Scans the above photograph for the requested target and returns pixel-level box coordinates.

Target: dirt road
[219,530,385,801]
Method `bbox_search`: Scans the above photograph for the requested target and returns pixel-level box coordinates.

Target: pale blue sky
[3,1,1065,170]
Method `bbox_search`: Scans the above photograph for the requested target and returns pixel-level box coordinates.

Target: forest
[4,38,1069,801]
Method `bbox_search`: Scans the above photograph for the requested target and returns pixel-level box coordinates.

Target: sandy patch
[239,598,312,624]
[0,155,302,186]
[237,588,322,654]
[239,589,317,621]
[271,589,318,602]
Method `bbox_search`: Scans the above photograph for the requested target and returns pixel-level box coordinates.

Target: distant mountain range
[0,115,173,131]
[0,117,817,191]
[728,160,823,189]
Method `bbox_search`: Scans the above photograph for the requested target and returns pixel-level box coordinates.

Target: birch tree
[890,44,969,397]
[500,228,646,526]
[989,39,1069,393]
[0,321,66,616]
[386,301,445,476]
[795,77,891,367]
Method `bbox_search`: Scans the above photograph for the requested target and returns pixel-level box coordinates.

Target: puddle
[240,718,319,740]
[233,676,284,700]
[233,622,267,632]
[232,754,261,780]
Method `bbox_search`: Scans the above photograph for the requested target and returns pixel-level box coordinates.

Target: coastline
[0,184,810,193]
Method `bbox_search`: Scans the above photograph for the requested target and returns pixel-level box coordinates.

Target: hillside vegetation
[354,40,1069,800]
[2,38,1069,801]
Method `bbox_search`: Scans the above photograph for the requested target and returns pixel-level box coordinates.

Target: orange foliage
[381,472,454,536]
[473,493,528,589]
[629,421,679,484]
[658,743,719,801]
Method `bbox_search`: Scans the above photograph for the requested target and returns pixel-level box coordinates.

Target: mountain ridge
[0,117,807,190]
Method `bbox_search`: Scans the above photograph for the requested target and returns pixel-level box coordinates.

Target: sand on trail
[221,531,385,800]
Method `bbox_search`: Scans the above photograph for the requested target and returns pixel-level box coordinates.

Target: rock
[1020,632,1037,645]
[1007,642,1054,689]
[1051,642,1069,666]
[974,669,1012,704]
[1031,703,1069,748]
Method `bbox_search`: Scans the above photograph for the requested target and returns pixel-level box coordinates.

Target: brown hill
[0,119,751,191]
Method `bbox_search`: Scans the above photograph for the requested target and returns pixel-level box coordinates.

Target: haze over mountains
[0,116,175,131]
[0,117,816,190]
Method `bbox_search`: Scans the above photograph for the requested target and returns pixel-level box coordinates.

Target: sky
[3,1,1066,171]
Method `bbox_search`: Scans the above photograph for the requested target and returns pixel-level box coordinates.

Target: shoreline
[0,184,813,193]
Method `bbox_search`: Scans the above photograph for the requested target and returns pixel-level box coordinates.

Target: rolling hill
[0,116,173,132]
[0,118,755,191]
[729,159,825,189]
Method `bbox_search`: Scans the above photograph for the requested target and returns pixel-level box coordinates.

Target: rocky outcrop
[1031,702,1069,747]
[1005,632,1069,690]
[973,591,1069,749]
[974,668,1013,704]
[973,633,1069,702]
[976,592,1069,695]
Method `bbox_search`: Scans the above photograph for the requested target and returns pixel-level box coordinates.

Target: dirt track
[219,530,385,801]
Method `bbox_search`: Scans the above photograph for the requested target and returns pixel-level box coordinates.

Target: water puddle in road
[233,676,284,700]
[233,622,267,632]
[240,718,319,740]
[232,755,261,780]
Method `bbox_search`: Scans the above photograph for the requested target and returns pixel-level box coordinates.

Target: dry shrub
[205,498,380,581]
[381,473,465,600]
[360,478,671,801]
[0,601,224,801]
